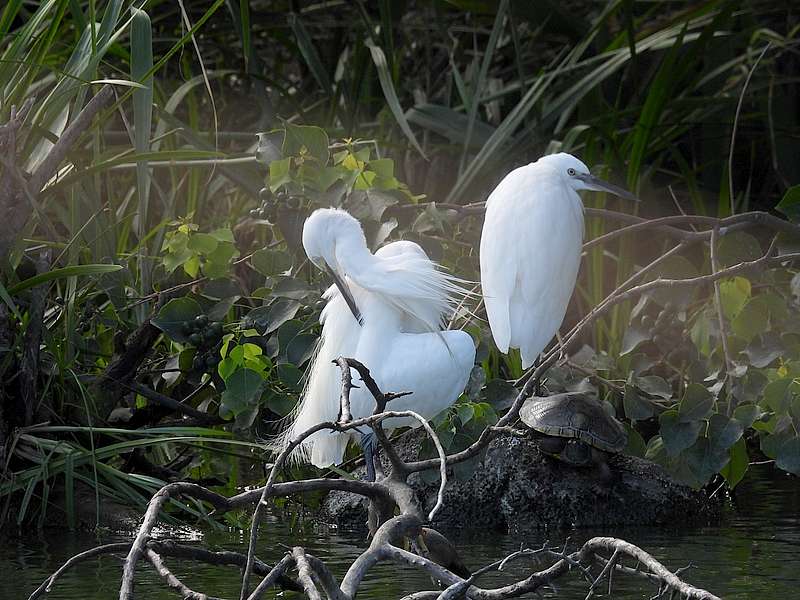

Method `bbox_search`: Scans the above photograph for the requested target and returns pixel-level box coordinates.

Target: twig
[145,548,222,600]
[710,227,735,415]
[29,543,131,600]
[127,381,223,425]
[579,537,720,600]
[291,547,322,600]
[244,554,296,600]
[729,43,771,214]
[585,548,621,599]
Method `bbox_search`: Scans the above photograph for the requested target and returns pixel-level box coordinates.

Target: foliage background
[0,0,798,529]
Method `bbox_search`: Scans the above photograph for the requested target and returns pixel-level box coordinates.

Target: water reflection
[2,465,797,599]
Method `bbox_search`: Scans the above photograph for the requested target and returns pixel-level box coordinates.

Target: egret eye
[567,168,576,176]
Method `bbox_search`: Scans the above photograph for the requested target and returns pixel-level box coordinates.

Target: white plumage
[278,208,475,468]
[480,153,635,369]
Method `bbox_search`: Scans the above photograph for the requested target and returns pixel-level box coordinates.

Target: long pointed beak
[325,264,363,326]
[579,174,640,202]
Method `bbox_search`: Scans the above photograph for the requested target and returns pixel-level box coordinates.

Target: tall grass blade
[9,264,123,295]
[65,451,75,530]
[288,13,332,93]
[365,38,427,159]
[131,7,154,320]
[459,0,508,172]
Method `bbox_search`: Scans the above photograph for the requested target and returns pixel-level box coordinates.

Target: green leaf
[151,298,203,342]
[686,437,729,485]
[623,382,655,421]
[636,375,672,400]
[733,403,763,429]
[621,322,649,355]
[720,438,748,488]
[659,409,703,456]
[457,403,475,425]
[251,249,292,276]
[269,157,293,190]
[218,356,237,380]
[719,277,751,319]
[245,299,301,335]
[209,228,235,243]
[187,233,219,254]
[365,38,426,159]
[272,277,313,301]
[717,232,762,268]
[483,379,518,411]
[707,413,743,454]
[283,122,330,164]
[623,424,647,457]
[776,185,800,222]
[775,435,800,475]
[368,158,395,179]
[220,368,265,418]
[761,378,794,413]
[207,296,238,321]
[646,255,698,308]
[277,363,303,391]
[678,383,714,422]
[731,298,769,341]
[286,333,317,366]
[9,264,124,294]
[183,255,201,278]
[163,247,192,273]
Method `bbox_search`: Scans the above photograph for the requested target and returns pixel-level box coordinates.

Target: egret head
[538,152,638,202]
[302,208,366,325]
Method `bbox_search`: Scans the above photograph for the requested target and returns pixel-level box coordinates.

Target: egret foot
[359,430,378,482]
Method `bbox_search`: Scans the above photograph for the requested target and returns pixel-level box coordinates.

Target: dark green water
[2,465,797,599]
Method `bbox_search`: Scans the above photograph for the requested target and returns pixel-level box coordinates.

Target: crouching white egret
[480,153,637,370]
[277,208,475,479]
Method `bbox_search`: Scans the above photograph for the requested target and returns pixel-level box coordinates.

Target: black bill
[326,264,363,326]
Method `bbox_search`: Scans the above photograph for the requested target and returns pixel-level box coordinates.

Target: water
[2,465,797,599]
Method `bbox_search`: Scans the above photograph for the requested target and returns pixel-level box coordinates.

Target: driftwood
[31,357,722,600]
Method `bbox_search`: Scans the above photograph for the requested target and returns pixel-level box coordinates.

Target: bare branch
[334,356,355,423]
[292,547,322,600]
[29,543,131,600]
[120,483,231,600]
[244,554,296,600]
[579,537,721,600]
[710,226,735,414]
[145,548,223,600]
[127,381,224,425]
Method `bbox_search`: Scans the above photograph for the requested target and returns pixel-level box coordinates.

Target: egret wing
[276,283,358,467]
[480,167,531,353]
[480,166,584,367]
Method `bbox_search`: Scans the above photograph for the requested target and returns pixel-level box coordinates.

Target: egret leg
[359,430,378,482]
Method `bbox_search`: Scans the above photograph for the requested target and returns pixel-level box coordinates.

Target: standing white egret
[277,208,475,477]
[480,153,636,369]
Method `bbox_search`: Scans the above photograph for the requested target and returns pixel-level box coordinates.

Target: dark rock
[320,434,722,533]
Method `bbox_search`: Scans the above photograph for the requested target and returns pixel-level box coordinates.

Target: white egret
[480,153,636,369]
[277,208,475,477]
